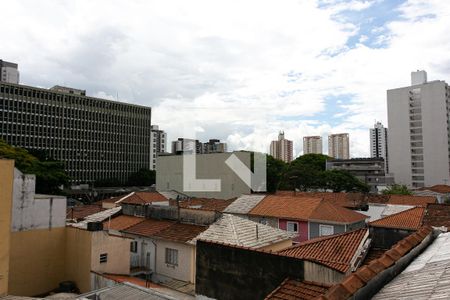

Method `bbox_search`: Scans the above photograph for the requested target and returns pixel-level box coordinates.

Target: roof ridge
[228,214,242,245]
[370,206,424,226]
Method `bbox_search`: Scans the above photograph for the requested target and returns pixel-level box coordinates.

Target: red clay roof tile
[369,207,425,230]
[423,203,450,227]
[153,222,208,243]
[66,205,104,220]
[265,278,332,300]
[418,184,450,194]
[103,215,145,231]
[123,218,174,237]
[278,229,369,273]
[170,198,235,212]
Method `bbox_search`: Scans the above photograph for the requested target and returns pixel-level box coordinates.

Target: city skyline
[2,1,450,157]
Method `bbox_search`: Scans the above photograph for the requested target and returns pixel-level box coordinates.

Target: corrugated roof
[249,195,367,224]
[153,223,207,243]
[369,207,425,230]
[69,206,122,229]
[372,232,450,300]
[191,214,295,248]
[123,219,174,238]
[278,229,369,273]
[103,215,145,231]
[78,282,176,300]
[265,278,331,300]
[223,194,266,214]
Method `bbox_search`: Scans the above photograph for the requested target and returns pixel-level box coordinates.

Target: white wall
[11,168,66,232]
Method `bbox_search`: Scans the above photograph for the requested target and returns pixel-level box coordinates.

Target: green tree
[266,155,287,193]
[382,184,412,195]
[290,153,329,171]
[127,168,156,186]
[0,139,69,194]
[323,169,369,193]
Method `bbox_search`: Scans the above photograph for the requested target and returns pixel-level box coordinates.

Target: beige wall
[0,160,14,296]
[8,227,66,296]
[155,240,196,283]
[90,231,131,276]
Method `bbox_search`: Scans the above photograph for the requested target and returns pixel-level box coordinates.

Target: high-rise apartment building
[303,136,323,154]
[328,133,350,159]
[270,131,293,163]
[202,139,227,154]
[171,138,227,155]
[0,81,152,184]
[370,121,389,173]
[387,70,450,188]
[0,60,19,84]
[150,125,167,170]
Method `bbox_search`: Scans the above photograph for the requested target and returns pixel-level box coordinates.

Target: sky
[2,0,450,158]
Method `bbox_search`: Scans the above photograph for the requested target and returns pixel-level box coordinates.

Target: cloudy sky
[2,0,450,157]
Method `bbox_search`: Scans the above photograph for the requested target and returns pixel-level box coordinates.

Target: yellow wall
[0,160,14,296]
[8,227,66,296]
[90,231,131,276]
[65,227,92,293]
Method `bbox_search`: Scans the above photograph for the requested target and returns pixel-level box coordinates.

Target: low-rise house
[415,184,450,203]
[222,194,266,217]
[369,207,426,249]
[99,191,169,210]
[367,194,436,207]
[67,205,104,222]
[423,203,450,229]
[191,214,296,251]
[359,203,414,222]
[278,229,370,283]
[247,195,368,242]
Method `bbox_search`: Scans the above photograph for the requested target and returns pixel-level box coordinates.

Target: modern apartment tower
[328,133,350,159]
[303,136,323,154]
[171,138,227,155]
[0,60,19,84]
[150,125,167,170]
[370,121,389,173]
[0,81,152,184]
[387,70,450,188]
[270,131,293,163]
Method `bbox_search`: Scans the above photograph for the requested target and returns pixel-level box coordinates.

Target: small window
[130,241,138,253]
[319,225,334,236]
[165,248,178,266]
[100,253,108,263]
[259,218,268,225]
[286,221,298,232]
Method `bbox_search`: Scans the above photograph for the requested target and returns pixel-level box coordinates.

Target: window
[286,221,298,232]
[259,218,268,225]
[165,248,178,266]
[319,225,334,236]
[100,253,108,263]
[130,241,138,253]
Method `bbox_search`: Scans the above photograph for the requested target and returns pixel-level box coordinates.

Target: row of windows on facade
[127,242,178,266]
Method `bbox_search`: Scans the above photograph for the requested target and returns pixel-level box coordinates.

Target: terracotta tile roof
[120,192,168,205]
[94,195,124,205]
[103,215,145,231]
[423,203,450,228]
[320,226,433,300]
[153,223,208,243]
[418,184,450,194]
[123,218,174,237]
[66,204,104,220]
[249,195,367,224]
[291,192,366,209]
[278,229,369,273]
[265,278,331,300]
[369,207,425,230]
[367,194,435,207]
[170,198,235,212]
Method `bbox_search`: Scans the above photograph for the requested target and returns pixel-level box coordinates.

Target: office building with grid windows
[0,81,152,184]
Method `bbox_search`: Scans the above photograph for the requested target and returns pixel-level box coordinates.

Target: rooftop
[265,279,331,300]
[373,232,450,299]
[192,214,295,248]
[154,223,208,243]
[249,195,367,224]
[119,192,168,205]
[66,204,104,221]
[103,215,145,231]
[423,203,450,228]
[223,194,266,214]
[78,282,176,300]
[367,194,436,207]
[123,218,174,238]
[418,184,450,194]
[69,206,122,229]
[279,191,366,209]
[171,198,235,212]
[369,207,425,230]
[278,228,369,273]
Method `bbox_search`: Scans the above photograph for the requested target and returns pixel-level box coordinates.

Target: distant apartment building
[328,133,350,159]
[150,125,167,170]
[388,70,450,188]
[0,80,152,184]
[171,138,227,155]
[326,157,394,192]
[303,136,323,154]
[270,131,293,163]
[0,60,19,84]
[370,122,389,173]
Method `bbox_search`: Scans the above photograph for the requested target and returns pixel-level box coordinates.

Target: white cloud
[1,0,450,158]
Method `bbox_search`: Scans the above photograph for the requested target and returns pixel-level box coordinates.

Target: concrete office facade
[0,82,152,184]
[387,71,450,188]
